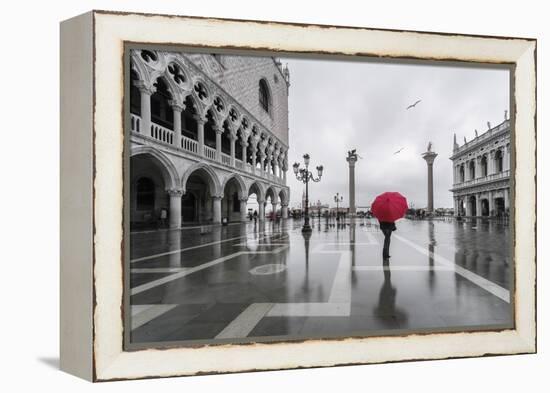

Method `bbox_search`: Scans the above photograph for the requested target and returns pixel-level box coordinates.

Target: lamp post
[334,192,343,221]
[293,154,323,233]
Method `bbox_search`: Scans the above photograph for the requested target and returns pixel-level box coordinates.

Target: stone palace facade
[129,49,291,229]
[450,115,511,217]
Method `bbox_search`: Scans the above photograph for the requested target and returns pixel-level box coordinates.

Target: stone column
[258,199,266,221]
[504,189,510,210]
[212,196,222,224]
[171,102,183,148]
[250,141,258,173]
[489,151,495,175]
[475,194,482,217]
[281,204,289,219]
[346,153,358,216]
[259,151,267,174]
[240,198,248,222]
[194,115,205,157]
[422,150,438,213]
[475,157,482,179]
[138,84,153,135]
[488,192,495,216]
[241,140,248,167]
[453,197,459,216]
[272,202,278,218]
[168,189,183,229]
[465,195,472,216]
[229,133,236,166]
[215,127,223,162]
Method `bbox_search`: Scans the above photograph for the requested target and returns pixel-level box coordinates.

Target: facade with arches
[450,116,511,217]
[129,49,291,229]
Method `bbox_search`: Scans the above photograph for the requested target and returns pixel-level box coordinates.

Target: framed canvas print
[60,10,537,381]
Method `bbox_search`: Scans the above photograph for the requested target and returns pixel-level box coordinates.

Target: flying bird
[393,147,405,155]
[406,100,422,110]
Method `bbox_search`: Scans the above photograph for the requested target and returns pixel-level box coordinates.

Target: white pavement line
[215,303,274,339]
[328,251,352,303]
[130,245,290,296]
[131,304,178,330]
[131,252,245,295]
[267,302,350,317]
[393,233,510,303]
[131,267,188,273]
[353,265,454,271]
[130,233,276,263]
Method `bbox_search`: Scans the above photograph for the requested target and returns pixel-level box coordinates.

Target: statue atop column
[421,143,438,214]
[346,149,359,217]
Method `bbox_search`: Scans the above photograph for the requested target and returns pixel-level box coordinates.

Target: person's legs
[382,229,391,258]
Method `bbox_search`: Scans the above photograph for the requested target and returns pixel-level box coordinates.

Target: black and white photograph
[126,47,513,347]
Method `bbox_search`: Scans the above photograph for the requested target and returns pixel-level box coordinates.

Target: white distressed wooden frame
[60,10,536,381]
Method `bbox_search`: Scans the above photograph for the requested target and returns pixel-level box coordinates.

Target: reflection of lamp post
[334,192,343,221]
[293,154,323,233]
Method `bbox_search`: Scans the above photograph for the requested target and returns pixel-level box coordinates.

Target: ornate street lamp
[334,192,343,221]
[293,153,323,233]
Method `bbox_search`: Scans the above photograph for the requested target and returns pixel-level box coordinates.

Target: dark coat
[379,221,397,231]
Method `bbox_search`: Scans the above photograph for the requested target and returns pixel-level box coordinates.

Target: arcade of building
[450,117,511,217]
[129,50,291,229]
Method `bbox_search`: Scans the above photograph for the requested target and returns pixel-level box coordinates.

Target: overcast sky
[281,57,510,209]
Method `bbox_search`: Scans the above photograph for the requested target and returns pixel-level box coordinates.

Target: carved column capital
[167,189,184,197]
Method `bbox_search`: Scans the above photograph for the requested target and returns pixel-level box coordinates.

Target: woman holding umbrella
[371,192,408,260]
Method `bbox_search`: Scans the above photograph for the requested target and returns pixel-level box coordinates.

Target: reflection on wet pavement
[128,217,512,345]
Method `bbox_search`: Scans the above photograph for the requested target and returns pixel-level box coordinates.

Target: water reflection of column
[212,225,222,260]
[428,221,436,291]
[168,229,181,267]
[303,231,311,269]
[350,221,356,267]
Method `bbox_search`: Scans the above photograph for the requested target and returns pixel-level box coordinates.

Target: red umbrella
[371,192,408,222]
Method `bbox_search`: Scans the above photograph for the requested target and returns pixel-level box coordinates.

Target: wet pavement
[128,217,513,346]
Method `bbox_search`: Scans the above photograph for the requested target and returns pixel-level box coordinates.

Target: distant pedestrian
[379,220,396,259]
[253,210,258,224]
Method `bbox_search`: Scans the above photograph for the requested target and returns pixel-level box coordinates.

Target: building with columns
[450,115,511,217]
[129,49,291,229]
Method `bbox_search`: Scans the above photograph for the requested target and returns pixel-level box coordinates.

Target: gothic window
[151,78,174,129]
[168,63,186,85]
[181,96,198,140]
[259,79,270,113]
[136,177,155,211]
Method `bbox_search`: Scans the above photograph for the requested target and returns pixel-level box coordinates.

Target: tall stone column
[168,189,183,229]
[171,102,183,148]
[475,194,482,217]
[422,148,438,213]
[194,115,205,157]
[272,202,278,218]
[215,127,223,162]
[212,196,222,224]
[281,204,289,219]
[346,151,358,216]
[138,84,153,135]
[240,198,248,222]
[258,199,266,221]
